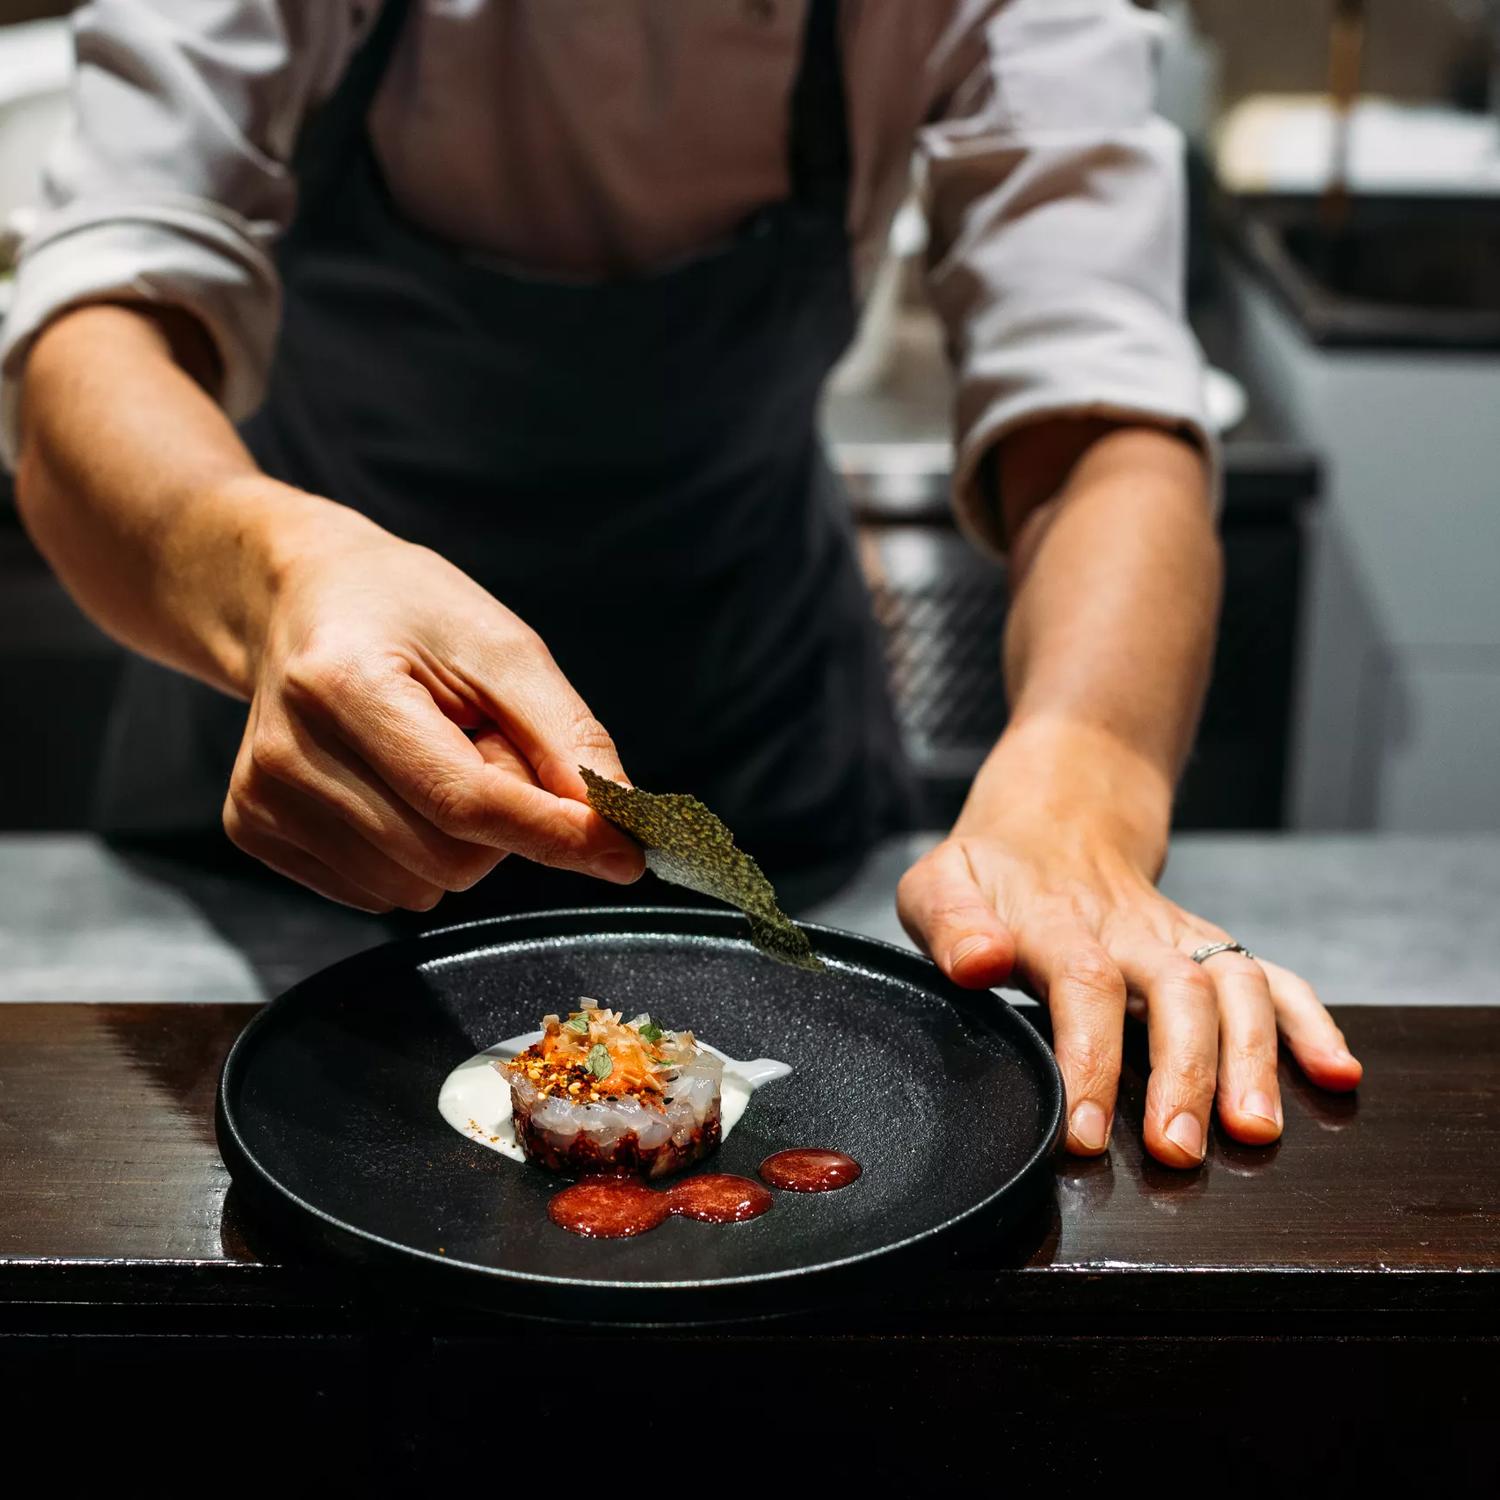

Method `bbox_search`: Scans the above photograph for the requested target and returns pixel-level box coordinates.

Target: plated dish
[439,1000,861,1238]
[508,1006,728,1178]
[438,1006,793,1165]
[216,907,1064,1322]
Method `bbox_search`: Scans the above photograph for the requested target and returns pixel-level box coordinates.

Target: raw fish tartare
[502,1004,723,1179]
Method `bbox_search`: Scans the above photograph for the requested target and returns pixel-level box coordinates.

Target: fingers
[224,795,434,914]
[281,655,643,882]
[1026,935,1128,1158]
[894,837,1356,1173]
[1202,949,1283,1146]
[450,624,633,802]
[1114,941,1218,1168]
[1109,943,1354,1165]
[897,848,1127,1157]
[896,845,1016,989]
[243,703,508,893]
[472,725,539,784]
[1260,958,1363,1091]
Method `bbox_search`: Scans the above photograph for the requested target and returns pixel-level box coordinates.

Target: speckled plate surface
[217,906,1063,1322]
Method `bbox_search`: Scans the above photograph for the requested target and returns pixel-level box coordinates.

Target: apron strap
[292,0,413,205]
[788,0,850,222]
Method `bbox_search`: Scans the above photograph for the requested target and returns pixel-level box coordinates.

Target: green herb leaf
[563,1014,590,1035]
[586,1043,613,1081]
[637,1021,665,1044]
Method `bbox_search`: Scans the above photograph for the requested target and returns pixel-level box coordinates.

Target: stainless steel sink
[1230,193,1500,349]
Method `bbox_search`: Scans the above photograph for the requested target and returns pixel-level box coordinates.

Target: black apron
[97,0,915,911]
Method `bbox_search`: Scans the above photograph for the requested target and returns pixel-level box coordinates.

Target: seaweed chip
[580,767,825,972]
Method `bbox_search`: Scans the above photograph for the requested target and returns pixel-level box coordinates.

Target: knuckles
[221,796,253,851]
[1206,953,1262,985]
[1154,959,1217,1011]
[1161,1056,1219,1101]
[415,775,560,867]
[1056,949,1126,1004]
[414,770,484,834]
[895,845,967,915]
[568,711,621,763]
[1055,1036,1120,1095]
[279,640,381,713]
[224,765,448,914]
[247,731,303,791]
[223,773,278,841]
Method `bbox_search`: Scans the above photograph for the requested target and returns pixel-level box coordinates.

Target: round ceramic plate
[217,907,1063,1322]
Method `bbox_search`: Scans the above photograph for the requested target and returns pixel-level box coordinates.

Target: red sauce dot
[759,1148,862,1193]
[667,1174,774,1224]
[548,1180,670,1239]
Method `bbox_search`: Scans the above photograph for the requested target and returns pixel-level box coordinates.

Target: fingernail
[591,851,641,884]
[1242,1090,1281,1127]
[1165,1111,1205,1161]
[949,935,991,969]
[1069,1100,1109,1153]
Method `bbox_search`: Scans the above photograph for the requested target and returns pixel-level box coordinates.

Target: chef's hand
[17,302,635,910]
[896,721,1362,1169]
[223,503,644,912]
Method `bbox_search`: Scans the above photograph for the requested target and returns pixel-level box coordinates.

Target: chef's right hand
[222,501,645,912]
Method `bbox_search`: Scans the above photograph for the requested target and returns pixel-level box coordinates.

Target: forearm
[16,308,643,908]
[903,427,1356,1172]
[960,423,1220,868]
[14,303,364,697]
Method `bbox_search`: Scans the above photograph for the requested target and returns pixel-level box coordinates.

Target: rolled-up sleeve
[0,0,356,468]
[919,0,1215,556]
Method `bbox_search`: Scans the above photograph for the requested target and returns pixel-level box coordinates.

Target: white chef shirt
[0,0,1213,554]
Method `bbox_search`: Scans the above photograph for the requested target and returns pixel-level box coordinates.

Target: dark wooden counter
[3,1002,1496,1483]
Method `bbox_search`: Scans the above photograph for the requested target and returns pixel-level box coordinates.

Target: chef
[1,0,1361,1167]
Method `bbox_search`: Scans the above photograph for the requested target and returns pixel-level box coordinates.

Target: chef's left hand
[896,722,1362,1169]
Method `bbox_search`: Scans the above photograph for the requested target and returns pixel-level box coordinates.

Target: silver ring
[1190,939,1256,965]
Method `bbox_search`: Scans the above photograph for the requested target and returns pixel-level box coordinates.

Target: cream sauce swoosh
[438,1030,791,1164]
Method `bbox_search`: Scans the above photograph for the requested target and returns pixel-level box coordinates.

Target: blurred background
[2,0,1498,836]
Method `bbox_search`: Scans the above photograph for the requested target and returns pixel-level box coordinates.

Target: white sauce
[438,1030,791,1164]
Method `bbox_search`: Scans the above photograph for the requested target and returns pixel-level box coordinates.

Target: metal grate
[859,525,1008,815]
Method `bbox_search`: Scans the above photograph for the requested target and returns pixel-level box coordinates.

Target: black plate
[217,906,1063,1322]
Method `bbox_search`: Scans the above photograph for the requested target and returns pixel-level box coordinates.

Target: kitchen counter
[2,832,1496,1480]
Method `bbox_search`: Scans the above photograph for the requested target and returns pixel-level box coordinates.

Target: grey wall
[1227,263,1500,832]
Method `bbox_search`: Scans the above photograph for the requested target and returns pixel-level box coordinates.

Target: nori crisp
[579,767,825,972]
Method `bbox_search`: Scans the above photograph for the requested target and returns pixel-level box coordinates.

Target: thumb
[897,844,1016,989]
[474,722,644,885]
